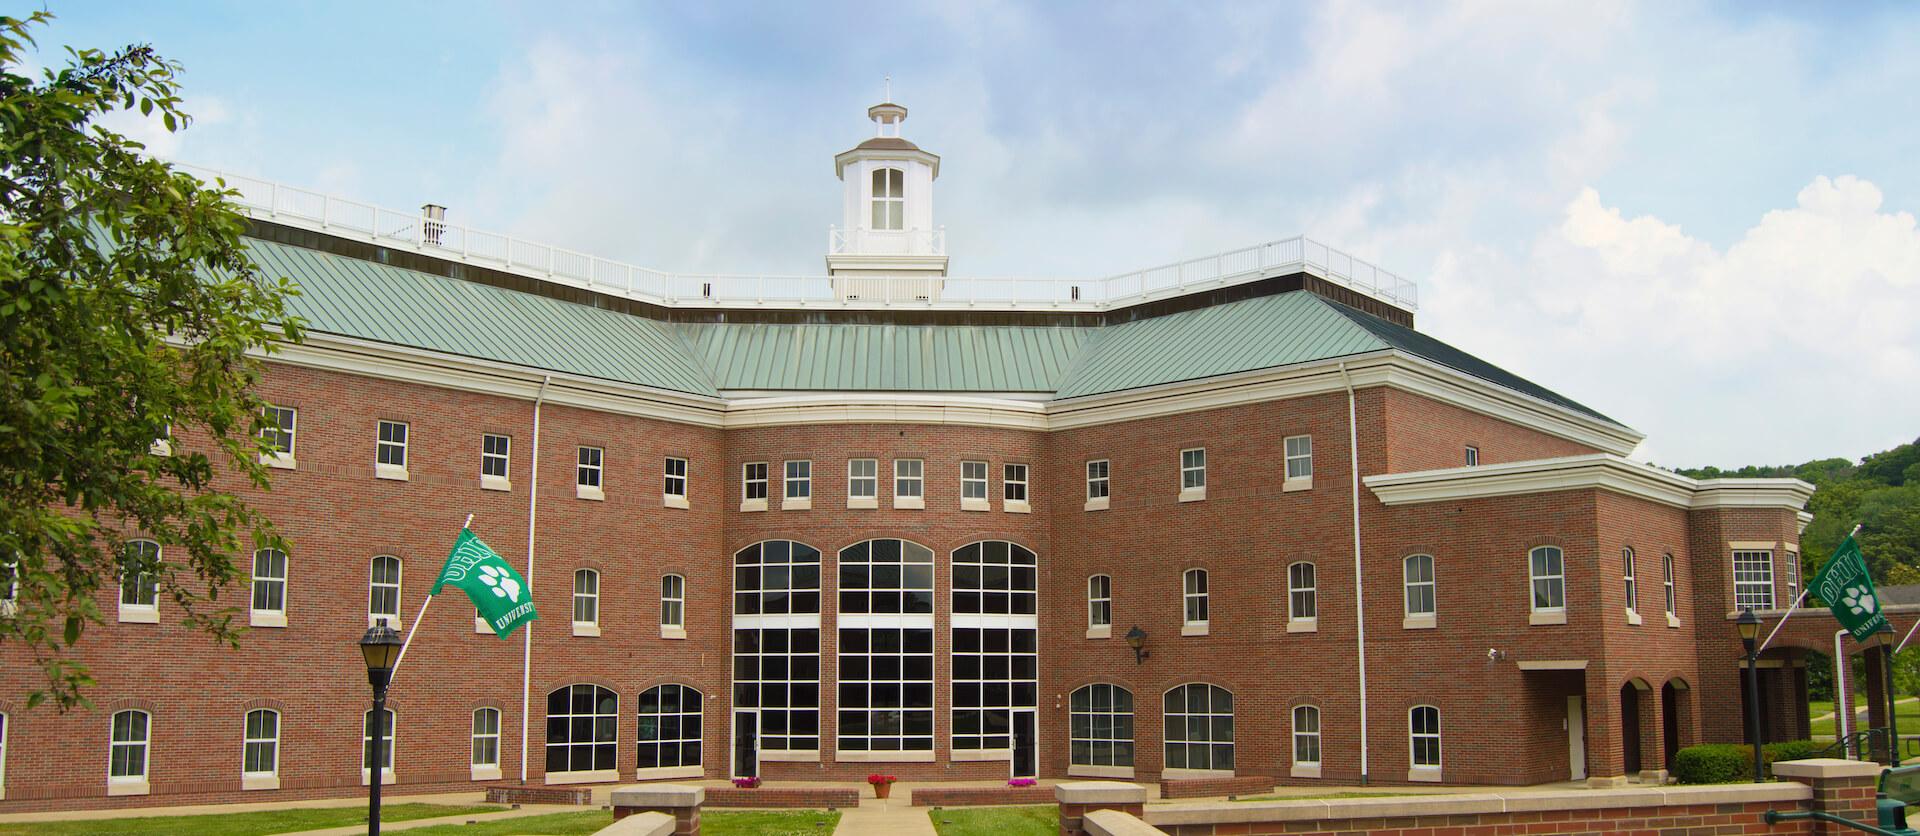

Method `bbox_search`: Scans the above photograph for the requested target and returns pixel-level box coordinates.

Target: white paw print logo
[478,564,522,603]
[1843,585,1876,616]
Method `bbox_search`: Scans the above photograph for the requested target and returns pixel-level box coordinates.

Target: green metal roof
[679,322,1088,392]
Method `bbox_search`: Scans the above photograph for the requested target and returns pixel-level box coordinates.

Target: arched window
[1292,705,1321,768]
[952,541,1039,751]
[573,569,600,632]
[733,541,823,754]
[363,707,394,777]
[637,684,703,770]
[1529,547,1564,615]
[1182,569,1209,628]
[837,539,935,753]
[472,708,501,773]
[1410,705,1441,770]
[251,548,287,624]
[243,709,279,779]
[1287,562,1317,623]
[369,555,402,627]
[871,167,904,230]
[1663,553,1677,618]
[110,709,150,786]
[1623,547,1639,616]
[1164,684,1233,772]
[1069,684,1134,770]
[1404,555,1436,619]
[545,684,617,776]
[119,540,160,621]
[1087,575,1112,629]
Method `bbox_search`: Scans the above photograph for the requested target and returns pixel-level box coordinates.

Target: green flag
[1811,534,1886,642]
[432,529,538,639]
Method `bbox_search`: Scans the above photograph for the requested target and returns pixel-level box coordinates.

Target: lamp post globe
[1124,626,1148,665]
[360,619,402,835]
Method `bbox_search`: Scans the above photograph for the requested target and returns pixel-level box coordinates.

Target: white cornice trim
[1364,454,1814,512]
[723,393,1047,431]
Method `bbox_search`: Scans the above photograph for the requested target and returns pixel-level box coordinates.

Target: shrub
[1672,740,1823,784]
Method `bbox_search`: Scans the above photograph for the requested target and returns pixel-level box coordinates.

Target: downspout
[1340,362,1369,785]
[520,375,551,785]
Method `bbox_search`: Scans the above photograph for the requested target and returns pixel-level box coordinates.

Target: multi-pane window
[472,708,500,770]
[732,541,823,752]
[111,710,150,782]
[243,709,279,778]
[661,574,685,629]
[363,708,394,773]
[1733,550,1775,610]
[961,461,988,501]
[1284,435,1313,480]
[1623,547,1638,615]
[784,460,811,501]
[952,542,1039,751]
[848,458,878,501]
[1069,684,1134,769]
[369,555,401,625]
[734,540,822,616]
[663,457,689,499]
[894,459,923,499]
[482,434,510,480]
[251,548,287,617]
[1529,547,1565,613]
[1787,550,1802,600]
[1288,562,1317,621]
[1,558,15,611]
[1088,575,1113,628]
[376,420,408,470]
[577,447,603,490]
[1003,464,1028,502]
[637,684,703,769]
[838,539,936,753]
[120,539,160,610]
[545,685,617,774]
[1292,705,1321,767]
[1465,445,1480,466]
[1663,553,1677,618]
[1164,684,1233,771]
[1183,569,1209,625]
[1410,706,1441,768]
[1181,449,1206,490]
[261,405,296,458]
[1404,555,1436,617]
[871,167,904,230]
[743,462,768,503]
[573,569,599,627]
[1086,460,1110,500]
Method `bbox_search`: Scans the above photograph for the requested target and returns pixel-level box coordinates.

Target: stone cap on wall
[1084,808,1168,836]
[592,810,675,836]
[1145,782,1811,828]
[1056,781,1150,805]
[609,784,705,809]
[1771,758,1887,780]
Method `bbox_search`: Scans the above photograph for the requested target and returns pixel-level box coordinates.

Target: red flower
[866,773,897,785]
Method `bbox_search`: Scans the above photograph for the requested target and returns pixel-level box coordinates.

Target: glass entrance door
[732,711,758,779]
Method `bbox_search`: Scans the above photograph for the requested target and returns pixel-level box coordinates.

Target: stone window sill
[759,749,820,763]
[481,475,512,492]
[1403,613,1436,630]
[783,497,811,511]
[847,497,878,510]
[661,625,686,640]
[118,606,158,624]
[1084,497,1109,512]
[1179,488,1207,503]
[961,498,990,512]
[1626,609,1643,626]
[242,774,280,791]
[663,494,689,509]
[577,485,604,501]
[262,453,296,470]
[1529,610,1567,626]
[1408,766,1442,783]
[251,610,287,629]
[950,749,1010,762]
[633,765,705,780]
[893,496,924,510]
[1667,613,1682,629]
[573,622,601,638]
[835,750,935,763]
[1068,764,1134,779]
[1290,763,1321,779]
[1287,617,1318,634]
[107,778,150,796]
[1181,622,1209,637]
[1003,500,1031,514]
[361,769,396,787]
[375,464,410,482]
[1283,477,1313,492]
[471,764,503,781]
[740,498,767,513]
[1086,625,1112,639]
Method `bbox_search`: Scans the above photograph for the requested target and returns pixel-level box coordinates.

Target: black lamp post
[359,619,403,835]
[1125,626,1149,665]
[1874,622,1900,766]
[1736,607,1762,782]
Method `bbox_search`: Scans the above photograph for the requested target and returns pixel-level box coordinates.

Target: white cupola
[827,96,947,300]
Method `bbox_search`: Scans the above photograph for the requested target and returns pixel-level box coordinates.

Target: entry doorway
[1566,696,1587,781]
[1011,709,1037,779]
[732,710,758,779]
[1662,682,1682,770]
[1620,683,1642,775]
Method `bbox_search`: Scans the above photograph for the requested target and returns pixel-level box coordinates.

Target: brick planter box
[484,784,595,805]
[704,786,861,809]
[911,785,1057,806]
[1157,775,1273,799]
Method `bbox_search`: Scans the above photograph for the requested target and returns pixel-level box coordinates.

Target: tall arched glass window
[838,539,935,753]
[733,541,822,753]
[1164,684,1233,772]
[952,541,1038,751]
[545,684,617,776]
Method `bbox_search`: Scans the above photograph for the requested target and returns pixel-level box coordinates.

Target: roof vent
[421,204,447,247]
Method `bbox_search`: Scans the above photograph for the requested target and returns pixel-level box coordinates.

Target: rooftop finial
[884,75,891,103]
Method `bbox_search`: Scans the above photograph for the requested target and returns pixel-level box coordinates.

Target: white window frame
[1664,552,1679,628]
[663,456,690,508]
[1087,574,1112,638]
[481,433,511,491]
[783,460,812,510]
[846,458,879,509]
[1291,705,1321,778]
[1409,705,1441,780]
[576,446,604,501]
[1182,568,1209,635]
[369,554,402,629]
[572,569,600,637]
[1286,562,1317,633]
[118,540,159,624]
[1085,459,1110,511]
[1003,463,1030,513]
[1179,448,1206,502]
[1068,683,1135,778]
[0,710,8,801]
[660,574,686,639]
[363,707,395,786]
[375,420,409,481]
[1733,549,1775,611]
[471,707,502,781]
[1528,546,1566,626]
[1162,684,1233,777]
[108,709,150,795]
[0,558,15,619]
[893,458,924,509]
[1464,445,1480,466]
[960,460,989,511]
[635,684,705,778]
[1283,435,1313,490]
[1403,554,1436,629]
[260,405,297,469]
[871,166,904,231]
[242,708,279,790]
[741,462,769,512]
[1623,547,1642,625]
[250,548,287,628]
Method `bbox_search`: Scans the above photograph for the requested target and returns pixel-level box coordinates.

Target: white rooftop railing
[179,165,1418,312]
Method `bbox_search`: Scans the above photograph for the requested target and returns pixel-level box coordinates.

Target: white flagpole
[1758,524,1863,655]
[388,514,474,686]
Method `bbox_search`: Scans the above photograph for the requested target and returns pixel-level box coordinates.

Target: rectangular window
[481,434,510,488]
[1183,569,1209,628]
[742,462,769,510]
[1787,549,1801,600]
[260,405,296,467]
[376,420,408,477]
[893,459,924,506]
[577,446,604,499]
[1292,706,1321,768]
[251,548,287,627]
[1410,707,1441,769]
[871,167,904,230]
[1003,463,1029,509]
[369,555,402,628]
[119,540,159,623]
[110,710,150,783]
[1180,448,1206,494]
[243,710,279,779]
[1465,445,1480,466]
[1086,460,1110,510]
[1623,547,1639,617]
[663,457,689,507]
[573,569,599,629]
[1284,435,1313,487]
[363,708,395,775]
[661,574,685,631]
[1733,550,1775,610]
[1088,575,1112,629]
[1288,562,1318,623]
[1530,547,1565,619]
[847,458,878,508]
[472,708,501,771]
[1663,553,1677,621]
[784,460,812,506]
[961,460,989,509]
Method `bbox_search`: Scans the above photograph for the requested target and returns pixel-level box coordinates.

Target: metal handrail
[1764,809,1904,835]
[1817,727,1892,761]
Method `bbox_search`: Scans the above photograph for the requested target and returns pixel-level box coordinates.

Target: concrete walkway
[0,791,496,825]
[834,793,936,836]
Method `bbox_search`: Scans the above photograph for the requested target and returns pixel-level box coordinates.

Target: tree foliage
[0,13,303,708]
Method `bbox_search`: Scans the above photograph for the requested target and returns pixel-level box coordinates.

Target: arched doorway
[1662,681,1685,770]
[1620,682,1642,776]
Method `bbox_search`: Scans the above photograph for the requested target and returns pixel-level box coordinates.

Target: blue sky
[28,1,1920,466]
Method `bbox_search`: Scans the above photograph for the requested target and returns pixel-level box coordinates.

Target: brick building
[0,101,1824,811]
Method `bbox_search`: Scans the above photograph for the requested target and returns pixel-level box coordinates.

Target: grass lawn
[0,803,502,836]
[375,808,840,836]
[927,805,1056,836]
[1811,697,1920,739]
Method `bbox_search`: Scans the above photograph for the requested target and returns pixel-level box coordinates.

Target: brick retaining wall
[1156,776,1272,799]
[483,783,595,806]
[702,786,860,809]
[912,785,1057,806]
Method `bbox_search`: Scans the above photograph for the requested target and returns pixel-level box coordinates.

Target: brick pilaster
[611,784,704,836]
[1773,758,1884,833]
[1055,781,1148,836]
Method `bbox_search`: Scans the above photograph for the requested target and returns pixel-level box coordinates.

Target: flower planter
[874,783,892,799]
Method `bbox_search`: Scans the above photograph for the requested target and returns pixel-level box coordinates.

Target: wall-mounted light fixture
[1125,625,1149,665]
